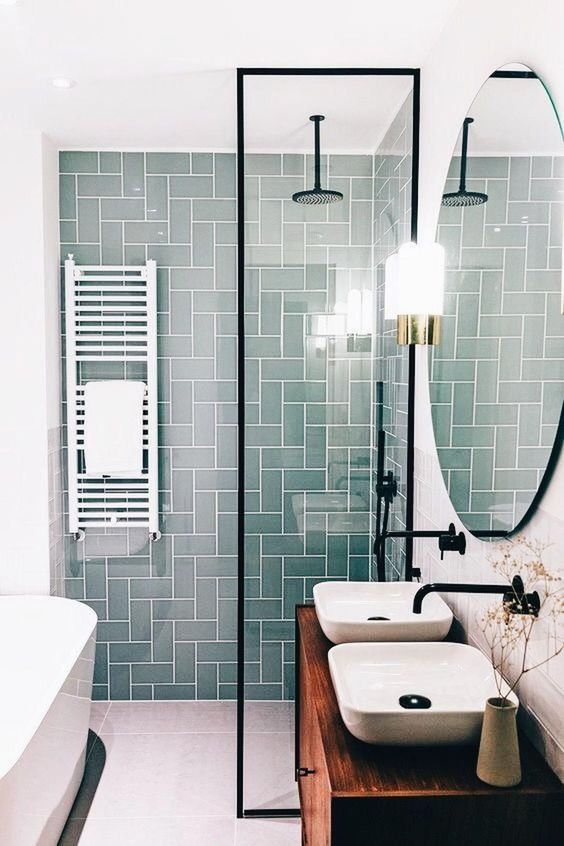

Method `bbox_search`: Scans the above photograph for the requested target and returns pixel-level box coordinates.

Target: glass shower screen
[238,70,417,816]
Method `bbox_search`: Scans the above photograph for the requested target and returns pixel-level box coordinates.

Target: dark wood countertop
[296,604,563,799]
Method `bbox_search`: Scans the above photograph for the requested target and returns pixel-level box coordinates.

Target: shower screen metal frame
[236,67,421,819]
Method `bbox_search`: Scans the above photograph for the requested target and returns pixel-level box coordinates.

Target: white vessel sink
[329,641,518,746]
[313,581,453,644]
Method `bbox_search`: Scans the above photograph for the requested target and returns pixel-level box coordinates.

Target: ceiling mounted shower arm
[312,114,323,190]
[459,117,473,193]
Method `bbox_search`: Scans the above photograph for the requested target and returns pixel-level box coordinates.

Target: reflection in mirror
[429,65,564,537]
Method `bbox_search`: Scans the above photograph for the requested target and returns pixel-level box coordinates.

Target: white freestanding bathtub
[0,595,97,846]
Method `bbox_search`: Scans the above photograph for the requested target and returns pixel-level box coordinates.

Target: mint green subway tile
[195,578,217,619]
[531,178,564,201]
[517,446,552,468]
[260,199,282,244]
[508,201,549,224]
[498,381,542,403]
[146,152,190,173]
[99,152,121,173]
[60,151,98,173]
[518,405,542,446]
[60,174,76,218]
[170,175,213,198]
[260,381,281,425]
[452,382,474,426]
[261,448,304,469]
[245,513,282,535]
[498,337,522,380]
[480,271,503,313]
[282,154,304,176]
[109,665,130,700]
[193,199,235,221]
[193,291,235,312]
[438,225,461,268]
[244,598,282,620]
[469,157,509,178]
[461,203,485,247]
[245,154,281,176]
[474,360,497,403]
[216,245,236,290]
[262,642,282,684]
[214,153,235,197]
[283,315,304,358]
[78,174,122,197]
[461,247,504,269]
[452,426,494,447]
[170,268,213,290]
[471,448,494,491]
[526,225,549,268]
[283,292,326,314]
[284,382,326,403]
[260,176,304,200]
[185,153,210,176]
[329,155,372,176]
[217,336,236,380]
[327,246,371,267]
[284,470,326,491]
[509,157,531,200]
[456,337,498,359]
[169,199,191,243]
[283,404,304,447]
[77,198,99,242]
[449,470,471,512]
[327,426,370,447]
[124,221,168,243]
[174,642,195,683]
[479,315,521,337]
[61,243,100,264]
[501,248,526,291]
[531,157,552,177]
[474,403,518,425]
[216,222,237,244]
[437,448,471,469]
[262,359,302,380]
[260,291,281,336]
[484,178,508,224]
[484,224,526,247]
[101,221,123,264]
[306,223,349,245]
[494,468,538,491]
[432,405,452,447]
[246,245,282,267]
[192,222,213,266]
[261,267,304,291]
[352,177,373,199]
[123,152,144,197]
[99,197,144,220]
[246,425,281,446]
[60,220,77,242]
[147,245,190,266]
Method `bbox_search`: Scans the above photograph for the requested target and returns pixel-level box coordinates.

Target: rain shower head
[292,115,343,205]
[441,117,488,207]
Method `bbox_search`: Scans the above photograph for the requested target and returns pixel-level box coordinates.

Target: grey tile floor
[59,702,301,846]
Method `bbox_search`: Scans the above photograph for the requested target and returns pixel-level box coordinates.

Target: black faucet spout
[412,577,541,615]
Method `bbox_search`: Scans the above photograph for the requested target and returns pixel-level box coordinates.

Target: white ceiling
[453,71,562,156]
[0,0,459,150]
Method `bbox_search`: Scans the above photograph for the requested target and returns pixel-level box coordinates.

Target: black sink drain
[399,694,432,709]
[367,616,390,621]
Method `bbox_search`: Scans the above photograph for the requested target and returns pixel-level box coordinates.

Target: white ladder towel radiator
[64,256,160,541]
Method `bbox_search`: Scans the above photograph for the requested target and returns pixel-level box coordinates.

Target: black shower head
[292,187,343,205]
[441,189,488,207]
[441,117,488,207]
[292,115,343,205]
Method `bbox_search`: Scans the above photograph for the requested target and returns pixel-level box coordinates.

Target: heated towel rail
[64,256,160,541]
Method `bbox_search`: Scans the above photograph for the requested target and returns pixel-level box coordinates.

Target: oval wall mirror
[428,64,564,538]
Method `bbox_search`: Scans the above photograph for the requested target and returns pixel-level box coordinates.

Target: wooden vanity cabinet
[295,605,563,846]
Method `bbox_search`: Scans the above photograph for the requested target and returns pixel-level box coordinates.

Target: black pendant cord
[459,117,473,192]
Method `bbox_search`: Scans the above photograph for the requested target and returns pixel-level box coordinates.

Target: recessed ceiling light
[51,77,76,89]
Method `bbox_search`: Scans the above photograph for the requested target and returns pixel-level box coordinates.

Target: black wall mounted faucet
[374,522,466,581]
[412,574,541,615]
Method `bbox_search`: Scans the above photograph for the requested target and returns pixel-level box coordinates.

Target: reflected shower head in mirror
[292,115,343,205]
[441,117,488,207]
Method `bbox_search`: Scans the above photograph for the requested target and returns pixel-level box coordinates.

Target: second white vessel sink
[313,581,453,644]
[329,641,518,746]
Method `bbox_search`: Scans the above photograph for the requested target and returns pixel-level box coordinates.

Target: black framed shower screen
[236,67,421,818]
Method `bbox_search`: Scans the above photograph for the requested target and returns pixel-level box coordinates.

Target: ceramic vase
[476,697,521,787]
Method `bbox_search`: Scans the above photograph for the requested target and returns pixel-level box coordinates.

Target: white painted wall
[416,0,564,778]
[0,127,60,595]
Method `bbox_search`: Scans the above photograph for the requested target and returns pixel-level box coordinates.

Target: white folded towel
[83,380,146,477]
